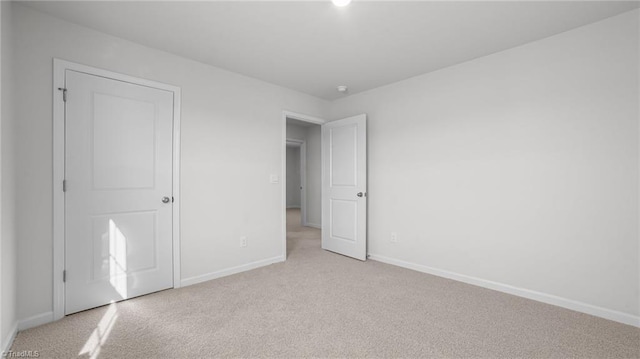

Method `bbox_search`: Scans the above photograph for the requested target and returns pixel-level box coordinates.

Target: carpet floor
[11,209,640,358]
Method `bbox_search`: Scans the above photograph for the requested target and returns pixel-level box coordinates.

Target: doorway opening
[283,112,324,259]
[282,111,368,261]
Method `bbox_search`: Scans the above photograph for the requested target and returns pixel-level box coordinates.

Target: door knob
[162,196,171,204]
[357,192,364,197]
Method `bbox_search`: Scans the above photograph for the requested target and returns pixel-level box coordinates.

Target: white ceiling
[22,1,640,100]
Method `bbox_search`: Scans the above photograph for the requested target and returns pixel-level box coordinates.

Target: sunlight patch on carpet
[79,303,119,359]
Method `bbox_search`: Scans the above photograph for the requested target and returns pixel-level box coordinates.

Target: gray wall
[286,146,301,208]
[305,125,322,228]
[286,123,306,142]
[330,10,639,319]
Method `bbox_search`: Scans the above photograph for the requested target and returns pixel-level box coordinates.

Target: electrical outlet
[390,232,398,243]
[240,236,248,247]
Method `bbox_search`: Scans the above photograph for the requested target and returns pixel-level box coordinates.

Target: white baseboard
[18,311,54,331]
[368,253,640,328]
[181,256,285,287]
[15,256,285,332]
[1,322,17,354]
[303,222,321,229]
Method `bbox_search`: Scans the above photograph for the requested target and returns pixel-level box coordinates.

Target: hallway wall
[286,122,321,227]
[286,146,301,208]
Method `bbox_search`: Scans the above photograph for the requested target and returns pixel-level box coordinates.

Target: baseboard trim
[303,222,321,229]
[17,311,54,331]
[368,253,640,328]
[1,322,17,354]
[181,256,285,287]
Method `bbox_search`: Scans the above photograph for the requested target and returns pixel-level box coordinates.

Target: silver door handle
[357,192,364,197]
[162,196,171,204]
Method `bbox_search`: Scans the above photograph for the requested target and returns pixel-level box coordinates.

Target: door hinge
[172,196,174,203]
[58,87,67,102]
[63,270,66,283]
[62,179,67,192]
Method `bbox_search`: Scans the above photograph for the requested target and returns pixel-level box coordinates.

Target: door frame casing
[52,59,182,321]
[281,111,325,259]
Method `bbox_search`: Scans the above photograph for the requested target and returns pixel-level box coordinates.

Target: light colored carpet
[11,209,640,358]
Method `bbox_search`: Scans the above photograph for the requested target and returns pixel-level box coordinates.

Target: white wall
[12,4,329,324]
[286,146,301,208]
[330,10,640,323]
[1,0,17,351]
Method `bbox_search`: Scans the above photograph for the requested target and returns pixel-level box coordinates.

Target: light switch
[270,174,279,183]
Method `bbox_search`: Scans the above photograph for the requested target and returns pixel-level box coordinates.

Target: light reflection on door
[108,220,128,299]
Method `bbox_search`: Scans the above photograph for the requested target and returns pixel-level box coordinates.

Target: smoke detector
[337,85,348,94]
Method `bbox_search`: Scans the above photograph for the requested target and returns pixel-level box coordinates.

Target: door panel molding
[53,59,181,321]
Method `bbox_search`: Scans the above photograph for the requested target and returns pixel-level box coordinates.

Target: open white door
[322,114,367,261]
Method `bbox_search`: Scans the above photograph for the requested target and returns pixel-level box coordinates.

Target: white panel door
[322,114,367,261]
[65,70,174,315]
